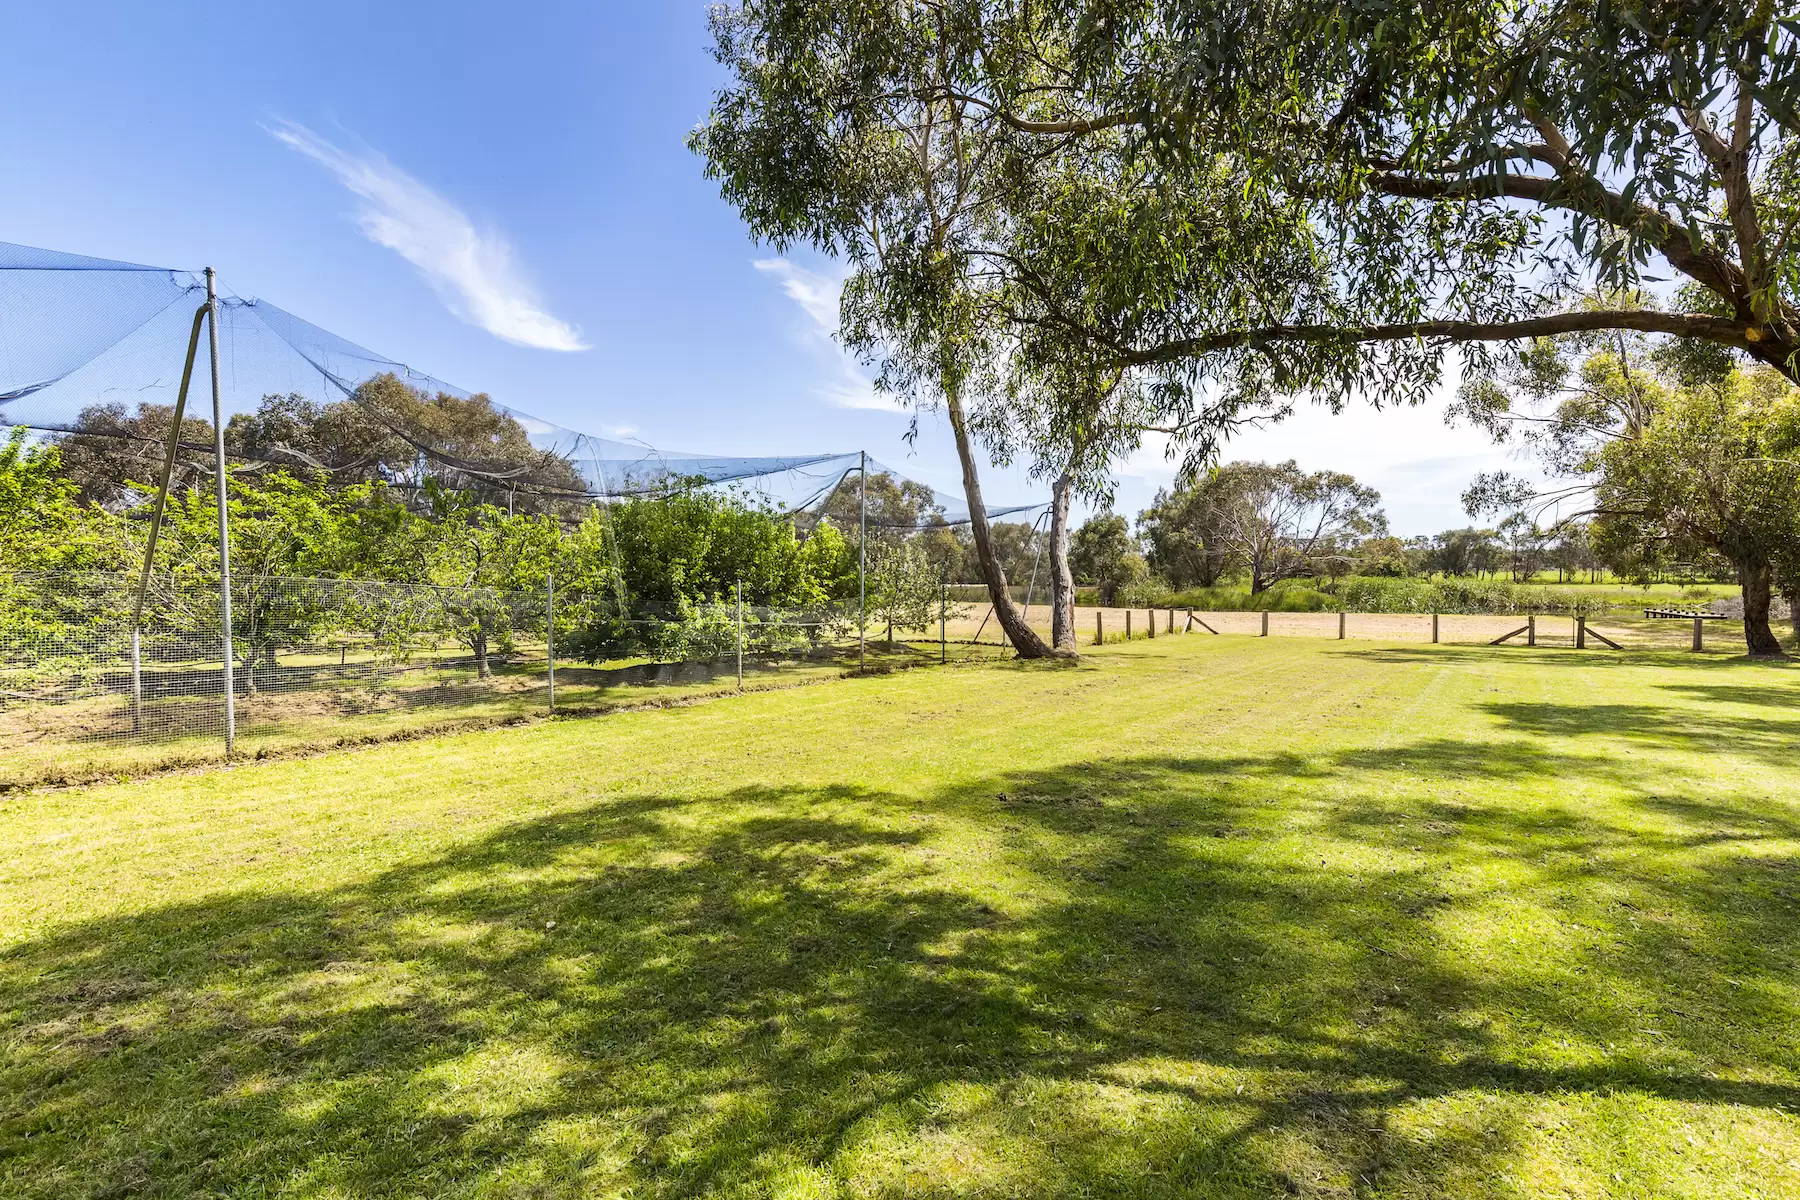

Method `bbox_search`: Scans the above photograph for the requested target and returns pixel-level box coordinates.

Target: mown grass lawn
[2,635,1797,1198]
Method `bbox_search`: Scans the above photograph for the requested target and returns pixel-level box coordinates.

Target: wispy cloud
[269,120,586,352]
[752,257,902,411]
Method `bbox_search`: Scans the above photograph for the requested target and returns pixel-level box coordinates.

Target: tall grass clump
[1337,576,1612,615]
[1118,575,1614,614]
[1123,578,1338,612]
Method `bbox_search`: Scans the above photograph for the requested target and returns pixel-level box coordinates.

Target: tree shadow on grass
[1653,680,1800,708]
[1477,700,1800,768]
[1339,643,1799,672]
[3,748,1798,1196]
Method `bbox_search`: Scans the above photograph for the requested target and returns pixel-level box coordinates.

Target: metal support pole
[1021,508,1049,616]
[129,302,209,737]
[858,450,866,673]
[940,579,947,664]
[736,579,744,691]
[546,573,556,710]
[205,268,235,755]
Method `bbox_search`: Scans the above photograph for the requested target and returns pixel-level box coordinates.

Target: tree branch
[1115,310,1749,368]
[1363,169,1751,307]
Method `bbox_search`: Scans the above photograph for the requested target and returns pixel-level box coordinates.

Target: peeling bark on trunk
[1048,472,1078,655]
[944,383,1052,658]
[1739,559,1787,657]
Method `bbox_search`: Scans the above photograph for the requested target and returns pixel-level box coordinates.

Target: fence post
[1432,612,1439,644]
[1576,615,1587,649]
[1147,609,1155,638]
[1126,610,1133,639]
[1338,611,1346,640]
[940,579,947,664]
[130,628,143,734]
[1095,611,1103,645]
[1167,607,1175,634]
[546,573,556,711]
[1528,613,1536,646]
[1261,610,1269,637]
[736,580,744,690]
[1692,616,1704,652]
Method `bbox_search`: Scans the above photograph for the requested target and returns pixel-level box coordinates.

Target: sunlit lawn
[2,635,1797,1197]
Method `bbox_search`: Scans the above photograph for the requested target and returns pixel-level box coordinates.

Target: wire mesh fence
[0,572,987,787]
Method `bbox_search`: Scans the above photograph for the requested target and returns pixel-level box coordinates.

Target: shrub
[1158,582,1337,612]
[1338,576,1610,615]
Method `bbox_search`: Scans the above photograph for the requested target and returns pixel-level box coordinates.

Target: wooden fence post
[1095,611,1103,645]
[1527,613,1536,646]
[1261,610,1269,637]
[1338,611,1346,640]
[1431,612,1439,643]
[1147,609,1155,638]
[1576,616,1587,649]
[1693,617,1704,652]
[1167,608,1175,633]
[1126,610,1133,639]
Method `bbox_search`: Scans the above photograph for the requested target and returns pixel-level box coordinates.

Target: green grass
[2,636,1798,1197]
[0,639,975,790]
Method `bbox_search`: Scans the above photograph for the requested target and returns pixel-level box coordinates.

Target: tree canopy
[1469,342,1800,653]
[695,0,1800,469]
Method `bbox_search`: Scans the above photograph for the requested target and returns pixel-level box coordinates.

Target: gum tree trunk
[1048,472,1078,655]
[1739,559,1787,658]
[944,382,1052,659]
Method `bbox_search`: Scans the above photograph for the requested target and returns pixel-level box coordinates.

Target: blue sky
[0,1,1524,535]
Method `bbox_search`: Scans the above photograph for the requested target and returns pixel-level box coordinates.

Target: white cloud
[752,257,841,330]
[752,257,904,411]
[269,121,586,352]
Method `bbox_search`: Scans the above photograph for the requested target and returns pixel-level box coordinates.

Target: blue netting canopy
[0,241,1040,526]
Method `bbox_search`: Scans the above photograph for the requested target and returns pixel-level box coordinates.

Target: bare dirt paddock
[943,604,1746,653]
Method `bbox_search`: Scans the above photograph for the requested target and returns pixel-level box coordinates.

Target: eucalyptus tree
[702,1,1800,432]
[1208,462,1387,594]
[1467,339,1800,655]
[692,1,1057,655]
[976,352,1157,649]
[971,1,1800,401]
[691,2,1334,655]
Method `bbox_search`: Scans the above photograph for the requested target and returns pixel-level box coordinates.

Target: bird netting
[0,240,1040,526]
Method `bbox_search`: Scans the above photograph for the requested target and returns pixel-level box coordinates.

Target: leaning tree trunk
[943,382,1052,658]
[1047,472,1078,655]
[1739,559,1787,658]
